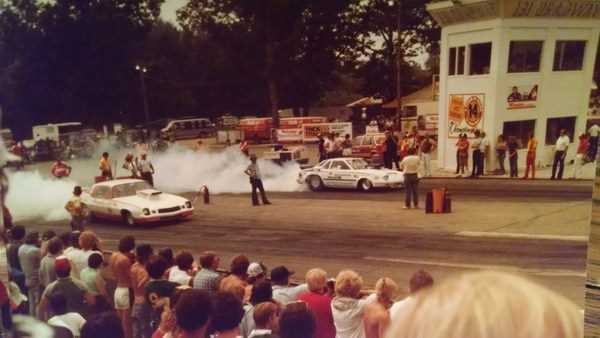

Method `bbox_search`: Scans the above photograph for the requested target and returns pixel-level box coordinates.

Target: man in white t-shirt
[470,130,482,178]
[588,124,599,161]
[390,270,434,321]
[400,148,421,209]
[551,129,570,180]
[479,132,490,176]
[47,292,86,337]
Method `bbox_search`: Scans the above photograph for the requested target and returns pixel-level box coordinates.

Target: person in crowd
[143,255,179,333]
[507,135,519,178]
[469,130,482,178]
[298,268,335,338]
[64,231,84,278]
[389,270,433,320]
[18,231,41,317]
[479,131,489,176]
[109,236,135,338]
[81,312,124,338]
[496,134,507,175]
[64,186,87,231]
[131,244,153,338]
[246,262,267,302]
[241,280,274,338]
[122,153,138,178]
[174,289,213,338]
[317,134,327,162]
[51,159,72,179]
[523,132,538,179]
[244,154,271,206]
[39,256,94,320]
[331,270,376,338]
[136,154,155,187]
[457,134,469,176]
[7,225,26,292]
[40,237,64,290]
[219,255,249,294]
[382,131,397,170]
[210,292,245,338]
[249,301,281,338]
[279,301,317,338]
[72,231,102,277]
[572,133,590,180]
[158,248,175,277]
[551,129,570,180]
[391,134,401,170]
[193,251,221,296]
[588,123,599,161]
[362,278,398,338]
[99,152,112,180]
[400,148,420,209]
[384,271,583,338]
[271,266,308,305]
[41,230,57,257]
[168,251,195,286]
[342,134,353,157]
[333,133,344,158]
[419,134,436,177]
[47,292,86,338]
[80,253,108,301]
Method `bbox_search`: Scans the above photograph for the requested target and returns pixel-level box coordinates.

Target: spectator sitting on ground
[175,289,213,338]
[271,266,308,305]
[40,237,64,290]
[331,270,376,338]
[39,256,94,320]
[193,251,221,296]
[389,270,433,320]
[363,278,398,338]
[81,312,124,338]
[80,253,108,300]
[210,292,246,338]
[384,270,583,338]
[279,301,317,338]
[168,250,195,286]
[47,292,86,338]
[241,280,275,338]
[220,254,250,294]
[298,268,336,338]
[249,301,282,338]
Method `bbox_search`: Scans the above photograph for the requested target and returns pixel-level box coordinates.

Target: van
[160,118,216,141]
[32,122,82,143]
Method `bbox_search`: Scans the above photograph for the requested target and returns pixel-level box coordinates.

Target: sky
[161,0,188,25]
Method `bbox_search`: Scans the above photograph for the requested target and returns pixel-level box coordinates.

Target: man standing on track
[99,152,112,180]
[136,153,155,186]
[551,129,570,180]
[244,154,271,206]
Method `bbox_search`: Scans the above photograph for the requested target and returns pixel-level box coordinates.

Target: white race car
[82,179,194,225]
[297,157,404,192]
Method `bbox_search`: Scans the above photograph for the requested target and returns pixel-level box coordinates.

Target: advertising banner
[448,94,485,138]
[302,122,353,142]
[275,128,303,143]
[507,84,538,110]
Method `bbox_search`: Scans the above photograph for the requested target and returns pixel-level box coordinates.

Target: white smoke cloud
[6,144,303,222]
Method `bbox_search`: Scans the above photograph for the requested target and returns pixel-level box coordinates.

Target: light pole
[135,64,150,125]
[390,0,403,132]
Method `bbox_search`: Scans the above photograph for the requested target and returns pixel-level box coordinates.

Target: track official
[244,154,271,206]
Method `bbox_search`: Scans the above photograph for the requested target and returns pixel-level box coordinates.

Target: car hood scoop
[136,189,163,200]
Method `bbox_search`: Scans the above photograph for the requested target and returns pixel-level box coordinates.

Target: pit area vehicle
[297,157,404,192]
[82,179,194,225]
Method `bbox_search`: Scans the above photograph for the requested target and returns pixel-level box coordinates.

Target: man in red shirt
[298,268,335,338]
[572,133,590,179]
[110,236,136,338]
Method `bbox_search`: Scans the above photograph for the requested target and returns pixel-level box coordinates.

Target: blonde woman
[332,270,377,338]
[385,270,583,338]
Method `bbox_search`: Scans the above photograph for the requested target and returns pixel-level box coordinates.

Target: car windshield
[112,181,153,198]
[349,159,369,170]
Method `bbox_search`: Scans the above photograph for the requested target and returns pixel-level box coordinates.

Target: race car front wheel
[307,175,324,191]
[122,211,135,226]
[358,179,373,192]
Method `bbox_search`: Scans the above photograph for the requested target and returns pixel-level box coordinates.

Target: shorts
[114,287,131,310]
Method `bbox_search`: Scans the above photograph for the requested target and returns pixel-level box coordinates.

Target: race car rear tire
[122,211,135,226]
[358,179,373,192]
[307,175,324,191]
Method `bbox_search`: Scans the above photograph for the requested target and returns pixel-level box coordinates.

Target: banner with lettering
[302,123,353,142]
[448,94,485,138]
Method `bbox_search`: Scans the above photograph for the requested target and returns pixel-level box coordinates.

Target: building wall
[437,17,600,171]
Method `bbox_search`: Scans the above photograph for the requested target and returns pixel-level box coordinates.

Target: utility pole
[395,0,403,132]
[135,65,150,125]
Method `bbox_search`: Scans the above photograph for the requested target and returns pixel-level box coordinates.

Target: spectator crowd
[0,226,585,338]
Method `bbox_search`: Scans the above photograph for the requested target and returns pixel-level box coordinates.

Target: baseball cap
[54,256,71,274]
[270,266,294,283]
[247,262,264,278]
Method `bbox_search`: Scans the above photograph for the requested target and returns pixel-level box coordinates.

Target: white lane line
[456,231,588,242]
[363,256,585,277]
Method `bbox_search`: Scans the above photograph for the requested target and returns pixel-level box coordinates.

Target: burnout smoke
[6,144,303,221]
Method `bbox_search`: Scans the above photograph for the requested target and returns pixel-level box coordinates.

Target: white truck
[32,122,82,143]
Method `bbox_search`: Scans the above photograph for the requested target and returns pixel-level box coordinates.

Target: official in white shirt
[588,124,599,161]
[400,148,421,209]
[551,129,570,180]
[136,153,155,186]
